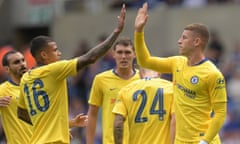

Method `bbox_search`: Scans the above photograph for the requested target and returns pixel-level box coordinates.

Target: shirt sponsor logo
[215,78,225,89]
[176,83,196,99]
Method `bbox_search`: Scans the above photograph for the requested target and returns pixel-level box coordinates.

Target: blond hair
[184,23,209,48]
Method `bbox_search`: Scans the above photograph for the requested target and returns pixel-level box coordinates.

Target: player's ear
[40,50,48,59]
[3,66,10,73]
[194,37,201,47]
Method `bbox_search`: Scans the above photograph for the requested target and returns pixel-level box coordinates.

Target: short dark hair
[112,36,134,51]
[30,36,54,58]
[2,50,18,66]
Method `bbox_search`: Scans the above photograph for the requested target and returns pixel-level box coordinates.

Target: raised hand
[135,2,149,32]
[114,4,126,33]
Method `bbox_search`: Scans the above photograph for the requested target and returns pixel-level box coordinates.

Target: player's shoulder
[169,55,186,60]
[0,81,13,95]
[156,78,173,84]
[95,69,114,78]
[166,56,187,65]
[0,81,8,89]
[204,60,223,75]
[150,78,173,88]
[120,81,138,93]
[20,67,49,83]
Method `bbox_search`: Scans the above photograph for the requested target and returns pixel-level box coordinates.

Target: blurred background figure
[205,30,225,68]
[67,39,91,143]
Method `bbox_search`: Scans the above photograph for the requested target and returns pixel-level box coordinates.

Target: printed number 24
[133,88,166,123]
[24,79,50,116]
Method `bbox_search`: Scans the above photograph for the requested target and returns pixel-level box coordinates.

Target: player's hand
[135,2,149,32]
[114,4,126,33]
[0,96,11,107]
[69,113,88,128]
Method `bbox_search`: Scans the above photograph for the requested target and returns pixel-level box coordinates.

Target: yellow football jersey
[113,78,174,144]
[171,56,226,142]
[0,80,32,144]
[134,32,227,143]
[18,59,77,144]
[88,69,139,144]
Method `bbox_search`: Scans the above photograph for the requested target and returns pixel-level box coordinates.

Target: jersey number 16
[24,79,50,116]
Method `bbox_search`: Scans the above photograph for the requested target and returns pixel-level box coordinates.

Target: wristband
[199,140,208,144]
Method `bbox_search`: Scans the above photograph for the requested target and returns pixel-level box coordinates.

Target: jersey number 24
[133,88,166,123]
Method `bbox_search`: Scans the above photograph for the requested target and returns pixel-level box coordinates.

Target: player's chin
[119,64,130,69]
[178,49,185,55]
[20,69,27,74]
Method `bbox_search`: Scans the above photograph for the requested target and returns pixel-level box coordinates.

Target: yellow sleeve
[134,32,173,73]
[203,102,227,142]
[88,76,103,106]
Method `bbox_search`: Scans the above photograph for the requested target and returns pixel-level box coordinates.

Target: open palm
[135,3,149,32]
[115,4,126,33]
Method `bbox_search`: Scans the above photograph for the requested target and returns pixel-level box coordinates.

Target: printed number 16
[24,79,50,116]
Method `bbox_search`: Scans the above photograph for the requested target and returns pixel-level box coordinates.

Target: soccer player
[0,51,32,144]
[0,51,87,143]
[134,3,227,144]
[113,67,175,144]
[87,36,140,144]
[17,4,126,144]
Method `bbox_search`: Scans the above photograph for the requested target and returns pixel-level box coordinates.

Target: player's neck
[114,67,135,80]
[9,75,21,85]
[187,53,206,66]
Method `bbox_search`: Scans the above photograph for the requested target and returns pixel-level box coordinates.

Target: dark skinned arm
[76,4,126,70]
[114,114,125,144]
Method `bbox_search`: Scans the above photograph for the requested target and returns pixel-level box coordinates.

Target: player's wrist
[199,140,208,144]
[113,27,122,34]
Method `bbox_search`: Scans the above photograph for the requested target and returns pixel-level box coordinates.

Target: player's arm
[134,3,172,73]
[134,3,153,68]
[17,107,33,125]
[201,74,227,143]
[134,2,148,33]
[86,105,99,144]
[202,102,226,143]
[114,114,125,144]
[69,113,88,128]
[76,4,126,71]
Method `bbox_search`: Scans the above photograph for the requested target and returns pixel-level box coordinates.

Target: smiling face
[113,44,135,69]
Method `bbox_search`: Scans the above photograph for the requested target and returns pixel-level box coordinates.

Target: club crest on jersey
[190,76,199,84]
